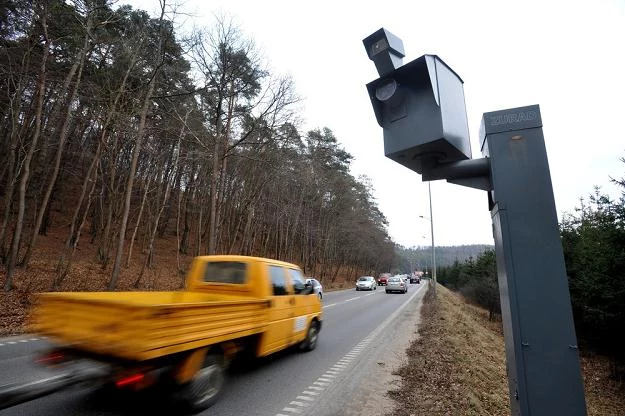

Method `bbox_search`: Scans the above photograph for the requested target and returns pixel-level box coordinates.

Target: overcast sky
[126,0,625,248]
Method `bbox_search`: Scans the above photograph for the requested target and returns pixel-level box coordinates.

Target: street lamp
[420,236,430,277]
[419,183,436,291]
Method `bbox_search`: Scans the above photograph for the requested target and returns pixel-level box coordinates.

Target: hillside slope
[388,285,625,416]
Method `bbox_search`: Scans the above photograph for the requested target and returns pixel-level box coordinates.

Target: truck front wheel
[177,354,225,412]
[300,320,319,352]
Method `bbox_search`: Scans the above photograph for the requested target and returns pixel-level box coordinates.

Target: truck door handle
[289,298,295,305]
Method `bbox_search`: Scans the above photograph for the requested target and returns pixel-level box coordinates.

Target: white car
[386,276,408,294]
[395,274,409,285]
[306,278,323,300]
[356,276,377,291]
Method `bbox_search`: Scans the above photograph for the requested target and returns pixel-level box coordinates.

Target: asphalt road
[0,282,428,416]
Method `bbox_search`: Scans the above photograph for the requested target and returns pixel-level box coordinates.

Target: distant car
[306,278,323,300]
[356,276,377,291]
[377,273,391,286]
[410,275,421,284]
[386,276,408,294]
[396,274,409,285]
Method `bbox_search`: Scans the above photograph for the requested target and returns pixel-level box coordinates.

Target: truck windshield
[203,262,247,284]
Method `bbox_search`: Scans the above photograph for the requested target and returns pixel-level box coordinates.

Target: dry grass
[387,284,508,416]
[388,284,625,416]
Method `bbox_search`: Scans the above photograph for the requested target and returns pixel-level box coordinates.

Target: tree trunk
[4,8,50,291]
[0,36,33,260]
[109,2,167,290]
[134,140,180,288]
[21,23,91,268]
[207,125,221,255]
[126,169,154,267]
[53,158,99,290]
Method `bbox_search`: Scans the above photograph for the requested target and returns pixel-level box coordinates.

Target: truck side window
[203,262,247,284]
[288,269,306,294]
[269,265,288,296]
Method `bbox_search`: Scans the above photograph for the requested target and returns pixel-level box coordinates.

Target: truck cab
[186,255,322,356]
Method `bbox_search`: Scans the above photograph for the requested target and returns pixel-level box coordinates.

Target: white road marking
[274,283,427,416]
[0,336,44,348]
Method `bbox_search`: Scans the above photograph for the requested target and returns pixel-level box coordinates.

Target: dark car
[377,273,391,286]
[410,275,421,284]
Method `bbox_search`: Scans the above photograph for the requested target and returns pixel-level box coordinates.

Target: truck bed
[30,291,270,361]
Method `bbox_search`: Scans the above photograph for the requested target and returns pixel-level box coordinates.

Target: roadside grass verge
[388,283,625,415]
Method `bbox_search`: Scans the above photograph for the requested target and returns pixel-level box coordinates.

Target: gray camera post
[363,28,587,415]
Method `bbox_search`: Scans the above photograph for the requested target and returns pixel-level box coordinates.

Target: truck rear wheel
[176,354,224,412]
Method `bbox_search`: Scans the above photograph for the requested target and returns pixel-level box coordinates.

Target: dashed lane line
[0,337,44,348]
[274,283,425,416]
[322,290,381,309]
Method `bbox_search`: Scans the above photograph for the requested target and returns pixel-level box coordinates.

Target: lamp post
[420,183,436,292]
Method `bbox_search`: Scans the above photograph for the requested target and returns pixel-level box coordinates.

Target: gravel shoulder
[340,282,428,416]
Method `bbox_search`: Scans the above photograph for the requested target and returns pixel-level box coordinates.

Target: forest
[0,0,400,292]
[393,244,493,276]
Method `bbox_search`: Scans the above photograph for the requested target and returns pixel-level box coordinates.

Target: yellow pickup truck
[28,255,322,412]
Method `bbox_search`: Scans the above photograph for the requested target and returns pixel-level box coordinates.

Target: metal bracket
[421,157,491,191]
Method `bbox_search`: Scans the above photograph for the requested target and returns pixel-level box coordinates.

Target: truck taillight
[36,351,65,364]
[115,373,145,388]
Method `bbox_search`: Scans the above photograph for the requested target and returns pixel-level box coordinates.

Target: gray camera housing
[363,28,405,77]
[366,54,472,174]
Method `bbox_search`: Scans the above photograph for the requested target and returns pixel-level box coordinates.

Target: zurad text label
[488,111,538,127]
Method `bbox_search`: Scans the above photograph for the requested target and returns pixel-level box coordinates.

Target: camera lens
[370,38,389,56]
[375,79,398,102]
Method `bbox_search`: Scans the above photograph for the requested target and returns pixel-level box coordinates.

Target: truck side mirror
[304,282,315,295]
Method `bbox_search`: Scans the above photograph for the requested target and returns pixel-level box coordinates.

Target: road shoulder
[341,282,428,416]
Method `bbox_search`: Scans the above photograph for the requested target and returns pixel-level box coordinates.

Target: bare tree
[109,0,170,289]
[21,5,94,267]
[4,2,51,291]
